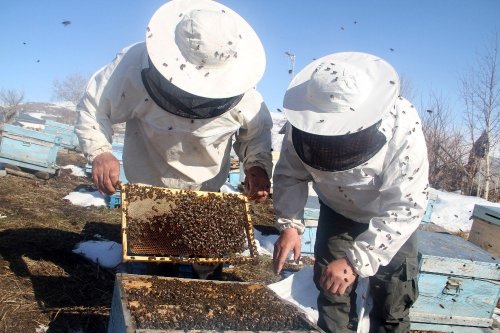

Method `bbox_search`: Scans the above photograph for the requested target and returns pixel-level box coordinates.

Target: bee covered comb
[120,183,258,264]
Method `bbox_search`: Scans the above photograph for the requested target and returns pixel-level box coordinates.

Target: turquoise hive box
[410,230,499,333]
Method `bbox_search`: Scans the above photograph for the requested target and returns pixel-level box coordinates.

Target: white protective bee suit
[76,42,272,192]
[274,96,429,277]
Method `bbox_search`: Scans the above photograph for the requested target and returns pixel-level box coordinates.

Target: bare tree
[399,73,417,102]
[460,33,500,200]
[0,88,25,124]
[0,88,25,107]
[420,92,469,192]
[52,72,90,106]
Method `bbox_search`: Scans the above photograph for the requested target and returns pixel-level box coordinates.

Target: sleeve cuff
[275,219,305,235]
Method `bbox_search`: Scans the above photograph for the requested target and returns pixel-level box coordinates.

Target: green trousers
[313,201,419,333]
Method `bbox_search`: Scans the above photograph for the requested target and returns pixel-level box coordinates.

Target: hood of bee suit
[284,52,399,171]
[145,0,266,99]
[283,52,399,136]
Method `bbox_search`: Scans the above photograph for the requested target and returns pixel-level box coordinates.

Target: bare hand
[244,166,270,203]
[273,227,301,274]
[319,257,357,295]
[91,152,120,195]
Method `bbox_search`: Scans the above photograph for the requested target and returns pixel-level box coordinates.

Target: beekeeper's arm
[76,47,137,194]
[272,126,313,273]
[345,108,429,278]
[233,89,273,202]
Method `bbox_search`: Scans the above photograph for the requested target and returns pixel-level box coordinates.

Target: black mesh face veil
[141,58,244,119]
[291,120,387,172]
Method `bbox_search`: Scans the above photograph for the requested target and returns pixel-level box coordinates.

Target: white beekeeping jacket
[273,97,429,277]
[76,42,273,191]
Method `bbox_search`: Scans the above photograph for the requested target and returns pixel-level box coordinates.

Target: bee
[318,119,325,123]
[389,80,396,84]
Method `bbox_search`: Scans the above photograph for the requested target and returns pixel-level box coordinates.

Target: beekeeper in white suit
[76,0,272,204]
[272,52,429,332]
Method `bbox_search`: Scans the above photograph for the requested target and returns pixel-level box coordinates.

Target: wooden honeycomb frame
[121,183,258,264]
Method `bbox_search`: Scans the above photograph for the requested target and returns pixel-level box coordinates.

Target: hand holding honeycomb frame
[121,183,258,264]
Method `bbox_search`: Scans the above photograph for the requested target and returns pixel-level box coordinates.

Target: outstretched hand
[91,152,120,195]
[273,227,301,274]
[244,166,270,203]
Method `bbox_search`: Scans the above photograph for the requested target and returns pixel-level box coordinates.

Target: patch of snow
[63,190,105,207]
[72,240,122,269]
[35,325,49,333]
[61,165,86,177]
[27,112,46,120]
[429,188,500,233]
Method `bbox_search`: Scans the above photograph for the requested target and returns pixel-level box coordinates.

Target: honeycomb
[120,274,319,331]
[121,183,257,263]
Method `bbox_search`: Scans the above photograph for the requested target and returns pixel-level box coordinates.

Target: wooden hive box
[107,273,322,333]
[410,230,499,333]
[468,204,500,257]
[0,123,61,174]
[121,183,258,264]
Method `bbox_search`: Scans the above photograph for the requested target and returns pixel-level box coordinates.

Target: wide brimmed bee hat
[283,52,400,136]
[146,0,266,99]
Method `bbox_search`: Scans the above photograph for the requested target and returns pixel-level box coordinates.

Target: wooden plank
[472,204,500,226]
[419,255,500,280]
[411,322,494,333]
[468,218,500,257]
[410,273,499,325]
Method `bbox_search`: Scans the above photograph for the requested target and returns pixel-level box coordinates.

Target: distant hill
[16,102,77,125]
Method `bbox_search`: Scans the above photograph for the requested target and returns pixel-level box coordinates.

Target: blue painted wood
[411,322,494,333]
[0,124,61,173]
[410,230,500,329]
[420,193,437,224]
[228,170,241,187]
[410,273,498,327]
[105,192,122,209]
[301,227,317,255]
[43,120,79,150]
[473,204,500,226]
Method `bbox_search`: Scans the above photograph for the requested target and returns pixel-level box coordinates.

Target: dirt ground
[0,149,441,332]
[0,149,296,332]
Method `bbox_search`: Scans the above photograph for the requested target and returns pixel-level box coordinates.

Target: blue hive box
[43,120,79,151]
[0,123,61,174]
[410,230,499,332]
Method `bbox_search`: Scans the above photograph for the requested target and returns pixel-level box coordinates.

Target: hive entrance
[121,184,257,263]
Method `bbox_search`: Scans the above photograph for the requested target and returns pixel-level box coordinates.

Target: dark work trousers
[313,201,419,333]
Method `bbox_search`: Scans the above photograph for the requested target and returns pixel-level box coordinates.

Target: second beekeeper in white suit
[272,52,429,332]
